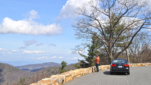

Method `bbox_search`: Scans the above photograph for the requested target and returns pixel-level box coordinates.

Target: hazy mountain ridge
[0,62,77,85]
[0,62,33,85]
[16,62,61,72]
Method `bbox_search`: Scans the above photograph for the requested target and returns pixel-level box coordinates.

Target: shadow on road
[103,71,127,76]
[0,69,4,84]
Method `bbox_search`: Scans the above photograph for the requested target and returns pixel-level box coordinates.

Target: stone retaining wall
[30,63,151,85]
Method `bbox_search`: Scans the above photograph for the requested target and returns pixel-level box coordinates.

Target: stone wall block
[30,83,38,85]
[37,78,54,85]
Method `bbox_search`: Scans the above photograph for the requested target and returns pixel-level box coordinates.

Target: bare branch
[115,21,146,58]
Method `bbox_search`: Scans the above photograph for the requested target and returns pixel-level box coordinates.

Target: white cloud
[24,39,37,46]
[12,50,17,52]
[58,0,92,19]
[121,17,143,28]
[0,48,4,50]
[0,48,18,52]
[58,0,148,25]
[36,56,58,60]
[37,56,47,59]
[51,56,57,58]
[67,58,70,60]
[23,50,45,54]
[59,57,63,59]
[37,57,41,59]
[0,48,12,54]
[36,43,43,46]
[19,46,26,49]
[72,49,86,54]
[78,49,85,54]
[49,44,56,47]
[0,10,62,35]
[67,57,83,60]
[71,57,78,60]
[29,10,39,20]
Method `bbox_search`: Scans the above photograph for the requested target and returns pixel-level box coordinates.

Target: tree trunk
[109,44,113,62]
[109,52,113,62]
[126,48,130,63]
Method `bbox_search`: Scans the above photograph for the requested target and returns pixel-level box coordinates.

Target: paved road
[64,66,151,85]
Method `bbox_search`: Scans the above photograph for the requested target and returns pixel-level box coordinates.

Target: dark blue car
[110,59,130,75]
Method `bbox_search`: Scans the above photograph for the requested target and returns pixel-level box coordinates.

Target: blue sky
[0,0,94,66]
[1,0,150,66]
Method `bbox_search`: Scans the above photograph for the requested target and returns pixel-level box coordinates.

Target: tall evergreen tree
[102,13,130,60]
[59,61,67,73]
[74,33,102,68]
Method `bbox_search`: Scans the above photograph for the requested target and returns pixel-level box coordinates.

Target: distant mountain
[0,61,38,66]
[0,62,78,85]
[16,62,61,72]
[0,62,33,85]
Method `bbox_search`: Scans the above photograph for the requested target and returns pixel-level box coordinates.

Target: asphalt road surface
[64,66,151,85]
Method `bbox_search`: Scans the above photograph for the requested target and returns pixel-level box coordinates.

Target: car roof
[112,59,127,61]
[111,59,128,63]
[113,59,126,60]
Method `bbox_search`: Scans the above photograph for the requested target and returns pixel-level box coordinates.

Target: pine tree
[75,33,102,68]
[59,61,67,73]
[103,13,130,60]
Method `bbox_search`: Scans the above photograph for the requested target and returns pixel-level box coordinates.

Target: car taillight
[124,64,129,67]
[111,64,116,67]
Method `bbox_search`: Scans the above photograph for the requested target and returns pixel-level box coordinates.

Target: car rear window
[112,60,126,63]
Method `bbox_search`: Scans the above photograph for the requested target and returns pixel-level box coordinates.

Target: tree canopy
[74,0,151,62]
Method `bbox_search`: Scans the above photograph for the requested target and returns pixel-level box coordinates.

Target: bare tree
[73,0,151,62]
[129,32,151,63]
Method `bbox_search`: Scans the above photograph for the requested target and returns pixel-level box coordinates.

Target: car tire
[127,72,130,75]
[110,71,113,75]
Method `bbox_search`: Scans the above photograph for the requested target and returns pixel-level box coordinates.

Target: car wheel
[127,72,130,75]
[110,71,113,75]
